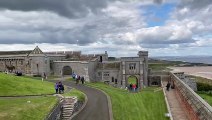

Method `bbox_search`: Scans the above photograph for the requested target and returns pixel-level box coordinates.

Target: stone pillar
[122,61,126,88]
[139,60,143,89]
[138,51,148,86]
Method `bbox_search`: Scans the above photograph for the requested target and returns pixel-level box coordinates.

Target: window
[111,77,114,82]
[103,72,109,76]
[115,79,118,84]
[129,63,136,70]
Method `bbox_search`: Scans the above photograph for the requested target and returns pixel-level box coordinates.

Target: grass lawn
[0,73,55,96]
[63,88,85,101]
[86,82,169,120]
[22,75,60,81]
[149,63,173,71]
[197,93,212,106]
[0,96,57,120]
[66,77,75,81]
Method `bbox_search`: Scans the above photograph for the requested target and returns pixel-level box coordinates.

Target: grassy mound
[63,88,86,101]
[0,73,54,96]
[0,97,57,120]
[87,82,169,120]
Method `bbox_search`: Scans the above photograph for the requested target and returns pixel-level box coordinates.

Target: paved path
[49,80,110,120]
[162,81,189,120]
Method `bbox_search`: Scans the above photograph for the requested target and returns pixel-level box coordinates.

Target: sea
[152,56,212,64]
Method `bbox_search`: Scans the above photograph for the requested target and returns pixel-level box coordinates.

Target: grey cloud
[0,0,110,18]
[153,0,163,4]
[141,44,169,49]
[179,0,212,9]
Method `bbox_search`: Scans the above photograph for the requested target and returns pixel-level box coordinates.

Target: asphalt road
[52,80,110,120]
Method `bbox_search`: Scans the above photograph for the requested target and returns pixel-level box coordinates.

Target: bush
[197,91,212,96]
[197,82,212,91]
[16,72,22,76]
[33,74,42,77]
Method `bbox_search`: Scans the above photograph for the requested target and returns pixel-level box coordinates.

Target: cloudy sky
[0,0,211,57]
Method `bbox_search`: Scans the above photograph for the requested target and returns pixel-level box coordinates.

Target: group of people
[128,83,137,92]
[55,81,64,94]
[72,73,85,85]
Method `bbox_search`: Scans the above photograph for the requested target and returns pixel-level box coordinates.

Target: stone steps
[61,97,77,120]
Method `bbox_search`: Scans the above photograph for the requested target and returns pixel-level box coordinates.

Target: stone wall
[53,61,90,81]
[174,72,197,91]
[87,59,98,82]
[170,72,212,120]
[30,55,49,76]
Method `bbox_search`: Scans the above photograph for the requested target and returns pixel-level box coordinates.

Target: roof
[30,46,43,54]
[0,50,32,55]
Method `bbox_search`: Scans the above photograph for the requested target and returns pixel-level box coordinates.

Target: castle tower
[138,51,148,87]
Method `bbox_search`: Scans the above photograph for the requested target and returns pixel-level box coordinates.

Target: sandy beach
[169,66,212,80]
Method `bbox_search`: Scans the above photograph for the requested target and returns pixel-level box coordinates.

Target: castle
[0,46,148,89]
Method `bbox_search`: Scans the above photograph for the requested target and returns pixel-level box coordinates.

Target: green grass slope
[0,97,57,120]
[0,73,54,96]
[87,83,169,120]
[63,88,86,101]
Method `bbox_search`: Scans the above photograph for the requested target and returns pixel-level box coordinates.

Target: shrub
[197,82,212,91]
[33,74,42,77]
[16,72,22,76]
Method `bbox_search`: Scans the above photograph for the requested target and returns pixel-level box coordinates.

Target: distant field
[170,66,212,80]
[148,59,185,71]
[0,97,57,120]
[0,73,54,96]
[86,82,169,120]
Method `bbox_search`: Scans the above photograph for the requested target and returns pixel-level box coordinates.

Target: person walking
[58,81,62,93]
[166,82,171,91]
[60,84,64,94]
[55,82,58,94]
[81,76,85,84]
[132,84,136,92]
[129,83,133,91]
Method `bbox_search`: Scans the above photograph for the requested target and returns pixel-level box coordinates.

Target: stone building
[0,46,149,89]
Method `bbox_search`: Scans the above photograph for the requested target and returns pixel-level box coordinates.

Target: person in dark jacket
[166,82,171,91]
[55,82,58,94]
[81,76,85,84]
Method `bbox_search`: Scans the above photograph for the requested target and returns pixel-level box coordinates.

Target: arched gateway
[62,66,72,75]
[127,76,138,86]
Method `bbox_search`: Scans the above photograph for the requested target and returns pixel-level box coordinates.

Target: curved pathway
[49,80,110,120]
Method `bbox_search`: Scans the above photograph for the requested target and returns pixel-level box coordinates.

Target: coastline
[169,66,212,80]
